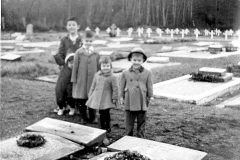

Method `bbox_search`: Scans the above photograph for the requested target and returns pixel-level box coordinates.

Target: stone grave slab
[109,37,133,42]
[217,94,240,109]
[92,40,107,45]
[147,57,169,63]
[35,74,58,83]
[1,46,15,51]
[112,59,180,71]
[193,42,215,46]
[160,46,173,52]
[155,50,240,59]
[107,43,140,48]
[89,152,118,160]
[0,40,30,44]
[198,67,226,76]
[25,117,106,146]
[0,132,84,160]
[153,75,240,105]
[1,49,45,55]
[15,35,26,41]
[0,54,21,61]
[108,136,207,160]
[99,51,113,56]
[16,42,58,48]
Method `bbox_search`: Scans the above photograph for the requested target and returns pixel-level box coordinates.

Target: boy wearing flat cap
[119,47,154,138]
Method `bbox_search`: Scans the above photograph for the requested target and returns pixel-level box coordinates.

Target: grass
[1,34,240,160]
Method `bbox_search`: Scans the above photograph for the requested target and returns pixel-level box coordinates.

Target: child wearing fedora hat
[119,47,154,138]
[71,31,100,124]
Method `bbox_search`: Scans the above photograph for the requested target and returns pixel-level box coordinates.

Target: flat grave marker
[153,75,240,105]
[198,67,226,76]
[0,132,84,160]
[147,57,169,63]
[108,136,207,160]
[106,43,139,48]
[1,49,45,55]
[89,152,118,160]
[99,51,113,56]
[25,117,106,146]
[112,59,180,71]
[35,74,58,83]
[0,54,21,61]
[155,50,240,59]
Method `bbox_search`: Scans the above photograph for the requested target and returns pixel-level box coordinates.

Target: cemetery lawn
[1,33,240,160]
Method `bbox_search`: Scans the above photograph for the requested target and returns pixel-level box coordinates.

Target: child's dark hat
[128,47,147,62]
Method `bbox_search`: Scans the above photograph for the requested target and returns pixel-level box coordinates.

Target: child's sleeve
[88,73,97,97]
[54,38,65,66]
[119,72,126,99]
[147,71,154,98]
[111,75,119,100]
[71,50,79,83]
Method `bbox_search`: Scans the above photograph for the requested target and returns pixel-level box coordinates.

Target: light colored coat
[86,71,119,110]
[71,47,100,99]
[120,67,153,111]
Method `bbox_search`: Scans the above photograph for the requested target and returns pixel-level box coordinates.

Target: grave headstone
[185,29,190,35]
[210,30,214,39]
[229,29,234,36]
[0,132,84,160]
[180,29,185,38]
[146,28,152,37]
[108,136,207,160]
[26,24,33,39]
[170,29,174,38]
[127,27,133,37]
[175,28,180,34]
[25,117,106,146]
[194,29,200,39]
[204,29,209,36]
[165,28,170,34]
[137,28,142,37]
[116,28,121,36]
[95,27,100,36]
[156,28,163,37]
[224,30,228,40]
[106,28,111,34]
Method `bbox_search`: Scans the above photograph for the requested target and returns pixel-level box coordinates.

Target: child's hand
[119,97,124,105]
[148,97,154,105]
[112,99,117,104]
[51,51,57,56]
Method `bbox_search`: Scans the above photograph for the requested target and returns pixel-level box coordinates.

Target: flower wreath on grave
[104,150,151,160]
[190,72,221,83]
[17,134,46,148]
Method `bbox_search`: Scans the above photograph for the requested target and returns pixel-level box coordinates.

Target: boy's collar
[129,66,144,72]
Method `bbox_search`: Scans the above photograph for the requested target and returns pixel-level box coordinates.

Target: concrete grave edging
[153,75,240,105]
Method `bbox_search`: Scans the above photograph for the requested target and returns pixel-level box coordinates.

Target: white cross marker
[204,29,209,36]
[106,28,111,33]
[170,29,174,38]
[180,29,185,38]
[194,29,200,39]
[156,28,163,37]
[185,29,190,35]
[146,28,152,37]
[224,30,228,40]
[210,30,214,39]
[165,28,170,34]
[127,28,133,37]
[137,28,142,37]
[116,28,121,36]
[175,28,180,34]
[95,27,100,36]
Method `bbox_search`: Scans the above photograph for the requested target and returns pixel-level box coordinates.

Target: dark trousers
[75,99,95,122]
[125,110,146,138]
[99,109,111,130]
[57,93,75,109]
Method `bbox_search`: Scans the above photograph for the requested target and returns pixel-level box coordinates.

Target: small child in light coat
[119,47,154,138]
[86,57,119,132]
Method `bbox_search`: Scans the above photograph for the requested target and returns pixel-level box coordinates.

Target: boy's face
[83,39,93,49]
[66,21,79,34]
[130,54,144,69]
[101,63,111,73]
[67,60,74,69]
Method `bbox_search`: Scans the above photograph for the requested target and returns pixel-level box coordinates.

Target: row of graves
[0,118,207,160]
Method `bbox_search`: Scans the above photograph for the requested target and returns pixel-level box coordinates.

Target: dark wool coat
[86,71,119,110]
[120,67,153,111]
[71,48,100,99]
[55,64,73,102]
[54,34,82,66]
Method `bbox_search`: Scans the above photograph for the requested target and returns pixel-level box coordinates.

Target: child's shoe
[69,108,75,116]
[57,108,65,115]
[53,107,59,113]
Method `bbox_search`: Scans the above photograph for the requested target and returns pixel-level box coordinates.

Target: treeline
[1,0,240,32]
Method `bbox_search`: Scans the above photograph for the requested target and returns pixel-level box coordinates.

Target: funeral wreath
[17,134,46,148]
